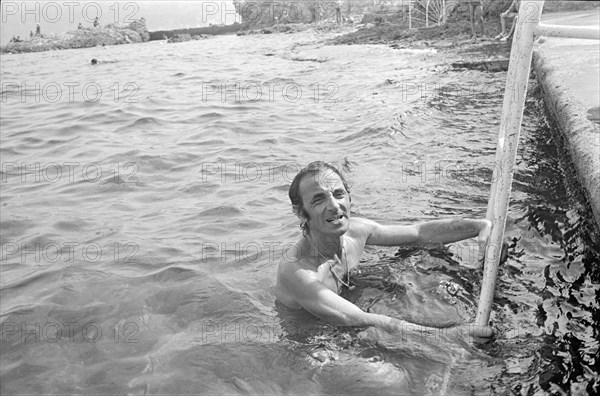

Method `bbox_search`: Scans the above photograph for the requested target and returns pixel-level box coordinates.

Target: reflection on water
[1,29,598,395]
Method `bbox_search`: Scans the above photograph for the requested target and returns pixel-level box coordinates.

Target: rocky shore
[1,18,150,54]
[3,1,595,54]
[330,0,599,49]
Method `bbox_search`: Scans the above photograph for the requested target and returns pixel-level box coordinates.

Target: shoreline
[2,1,597,55]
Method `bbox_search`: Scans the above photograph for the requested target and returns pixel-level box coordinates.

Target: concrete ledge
[532,36,600,227]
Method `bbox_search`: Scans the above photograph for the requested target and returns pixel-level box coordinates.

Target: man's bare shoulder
[277,253,308,276]
[349,216,378,227]
[275,241,311,277]
[276,250,315,309]
[347,216,379,239]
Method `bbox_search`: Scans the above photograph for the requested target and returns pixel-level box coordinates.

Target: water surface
[1,29,598,394]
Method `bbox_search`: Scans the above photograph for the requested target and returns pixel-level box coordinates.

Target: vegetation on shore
[331,0,600,47]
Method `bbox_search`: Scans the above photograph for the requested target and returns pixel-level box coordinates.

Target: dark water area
[494,87,600,395]
[0,28,598,395]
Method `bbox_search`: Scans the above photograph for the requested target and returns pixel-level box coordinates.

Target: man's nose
[324,194,341,210]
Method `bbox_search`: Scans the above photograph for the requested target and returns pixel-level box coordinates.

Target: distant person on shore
[462,0,484,41]
[93,17,100,28]
[35,23,41,37]
[78,23,83,29]
[336,0,343,24]
[495,0,520,41]
[308,2,318,23]
[282,9,290,24]
[30,31,33,38]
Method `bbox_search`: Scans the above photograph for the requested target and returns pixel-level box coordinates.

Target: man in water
[276,161,494,339]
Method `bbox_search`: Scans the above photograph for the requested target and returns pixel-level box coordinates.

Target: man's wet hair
[288,161,351,219]
[91,58,98,65]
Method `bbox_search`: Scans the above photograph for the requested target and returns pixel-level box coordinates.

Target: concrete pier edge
[534,59,600,226]
[531,30,600,229]
[532,53,600,227]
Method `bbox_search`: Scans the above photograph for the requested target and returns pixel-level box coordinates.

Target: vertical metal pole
[426,0,430,27]
[475,1,545,326]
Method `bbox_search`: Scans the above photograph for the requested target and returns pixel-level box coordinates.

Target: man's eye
[334,191,345,198]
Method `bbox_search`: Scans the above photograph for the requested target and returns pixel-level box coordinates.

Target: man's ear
[292,205,305,221]
[292,205,304,221]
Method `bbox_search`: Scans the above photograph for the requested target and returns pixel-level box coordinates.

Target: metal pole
[475,1,545,326]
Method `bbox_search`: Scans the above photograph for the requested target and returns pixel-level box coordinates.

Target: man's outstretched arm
[414,218,491,244]
[362,217,491,261]
[363,217,490,245]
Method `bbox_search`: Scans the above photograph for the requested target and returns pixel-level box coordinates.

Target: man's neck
[303,231,344,263]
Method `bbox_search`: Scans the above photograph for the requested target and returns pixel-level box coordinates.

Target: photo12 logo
[1,82,140,104]
[200,81,340,104]
[1,321,139,344]
[1,2,140,25]
[1,162,139,184]
[1,241,140,265]
[395,81,501,103]
[198,320,281,344]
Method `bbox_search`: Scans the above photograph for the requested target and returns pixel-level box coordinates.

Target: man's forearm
[364,312,492,341]
[415,218,488,244]
[364,313,451,340]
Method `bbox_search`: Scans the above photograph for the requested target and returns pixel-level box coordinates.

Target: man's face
[298,170,350,236]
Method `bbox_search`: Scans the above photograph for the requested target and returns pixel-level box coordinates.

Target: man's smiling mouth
[326,214,344,222]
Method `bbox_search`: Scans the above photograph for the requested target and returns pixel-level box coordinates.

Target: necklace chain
[305,236,355,291]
